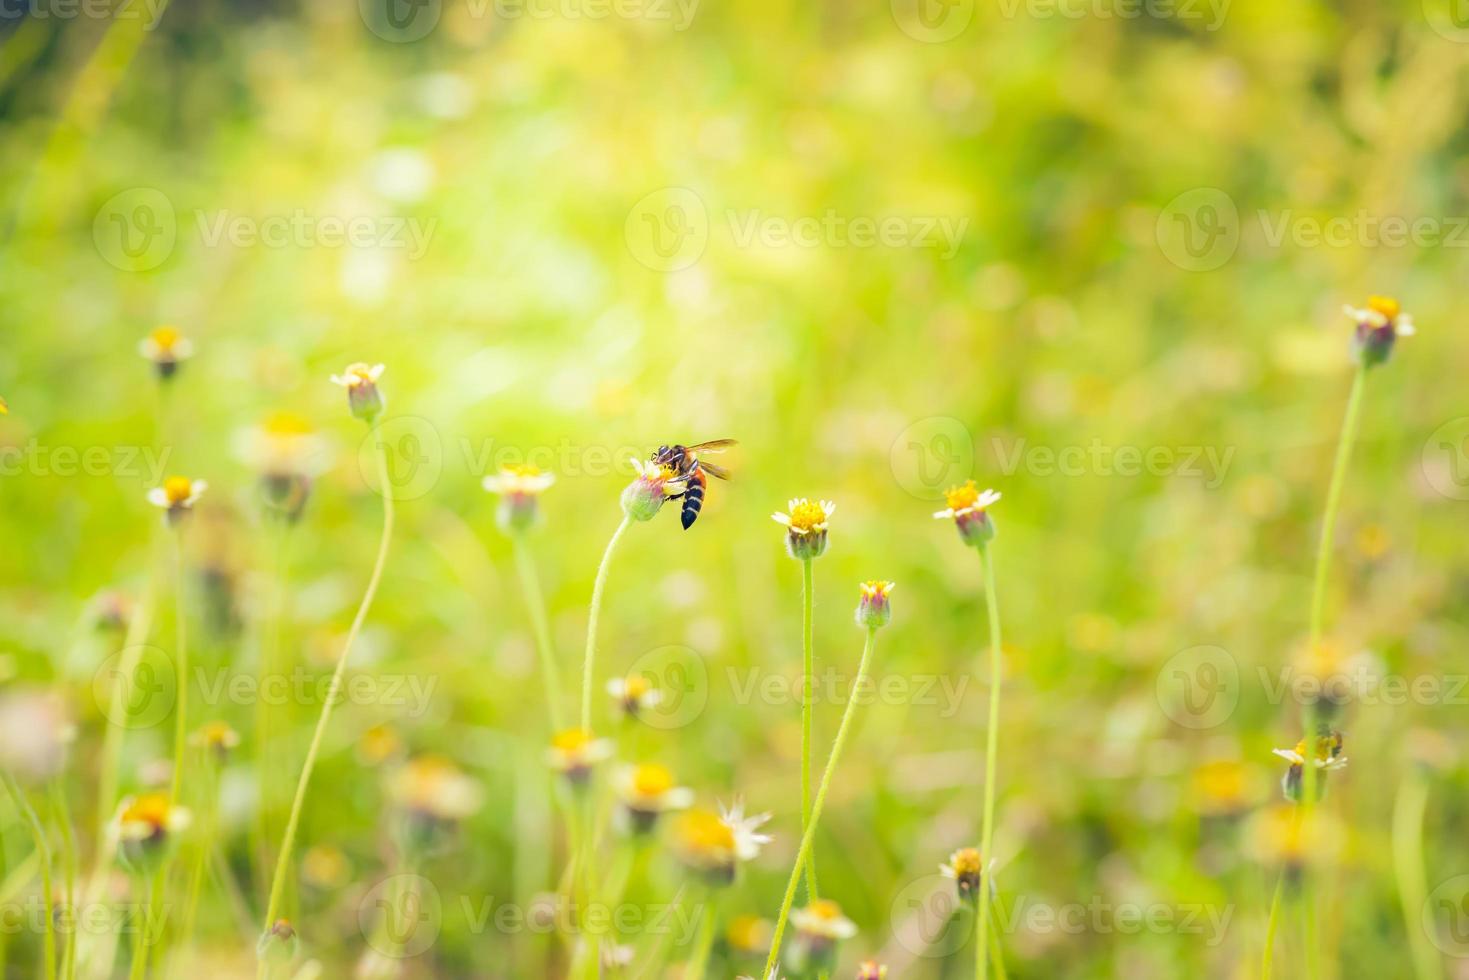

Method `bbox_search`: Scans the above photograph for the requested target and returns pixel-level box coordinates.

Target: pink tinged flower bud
[330,363,387,423]
[621,459,676,522]
[855,580,894,630]
[1344,296,1414,369]
[934,482,1000,550]
[483,465,555,535]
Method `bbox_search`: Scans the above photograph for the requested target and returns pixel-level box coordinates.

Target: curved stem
[1393,771,1439,980]
[3,774,55,980]
[1308,365,1366,649]
[513,536,564,731]
[800,557,819,901]
[1261,865,1287,980]
[170,531,189,804]
[259,438,394,956]
[976,545,1004,980]
[762,628,879,979]
[48,782,76,980]
[580,515,631,731]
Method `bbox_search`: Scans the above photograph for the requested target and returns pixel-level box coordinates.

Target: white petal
[146,488,169,507]
[772,513,791,526]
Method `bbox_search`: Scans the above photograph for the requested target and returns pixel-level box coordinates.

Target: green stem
[3,774,55,980]
[48,782,76,980]
[170,531,188,805]
[128,869,164,980]
[181,760,220,961]
[684,892,717,980]
[800,557,819,901]
[1261,865,1287,980]
[259,438,394,962]
[1308,364,1366,649]
[762,627,880,980]
[1393,771,1440,980]
[581,515,631,731]
[95,545,159,852]
[976,545,1004,980]
[514,536,565,731]
[254,523,294,899]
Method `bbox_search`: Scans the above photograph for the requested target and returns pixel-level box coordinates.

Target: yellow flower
[621,458,681,521]
[674,800,771,886]
[329,362,386,422]
[483,463,556,533]
[1273,730,1347,803]
[615,763,694,833]
[390,755,484,823]
[147,476,207,525]
[725,915,773,955]
[1343,295,1414,367]
[189,720,241,762]
[607,674,662,717]
[933,481,1001,549]
[788,899,857,972]
[1191,759,1249,817]
[855,580,895,630]
[138,325,194,379]
[117,793,191,872]
[0,395,8,414]
[856,960,889,980]
[546,727,613,784]
[939,846,985,901]
[772,498,835,560]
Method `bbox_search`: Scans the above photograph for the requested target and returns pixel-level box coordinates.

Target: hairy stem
[3,774,55,980]
[800,557,819,901]
[514,536,565,731]
[170,531,189,804]
[976,545,1004,980]
[580,515,631,731]
[1393,771,1440,980]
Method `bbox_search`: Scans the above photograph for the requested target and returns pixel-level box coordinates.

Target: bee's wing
[686,438,737,454]
[698,460,733,481]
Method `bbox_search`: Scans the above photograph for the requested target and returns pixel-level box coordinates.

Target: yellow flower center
[623,675,651,700]
[807,899,845,922]
[343,363,376,387]
[552,728,595,753]
[264,412,314,436]
[678,809,735,853]
[149,326,182,352]
[1293,732,1341,763]
[163,476,194,505]
[632,763,675,797]
[199,721,237,747]
[944,481,981,511]
[121,793,172,830]
[950,847,982,876]
[787,500,829,532]
[1366,295,1400,321]
[860,580,892,599]
[508,463,542,478]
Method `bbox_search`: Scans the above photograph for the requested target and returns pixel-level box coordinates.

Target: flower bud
[330,363,387,423]
[116,793,191,875]
[855,580,894,630]
[621,459,676,522]
[257,919,299,967]
[934,482,1000,550]
[482,464,555,535]
[1344,296,1414,369]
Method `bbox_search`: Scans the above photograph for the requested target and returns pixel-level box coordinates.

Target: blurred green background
[2,0,1468,976]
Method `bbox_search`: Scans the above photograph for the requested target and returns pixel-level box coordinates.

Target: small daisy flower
[189,720,241,764]
[116,792,191,873]
[621,458,682,522]
[787,899,858,974]
[855,580,895,630]
[933,481,1000,549]
[1343,295,1414,367]
[939,846,985,902]
[329,362,386,423]
[239,412,329,521]
[614,763,694,834]
[856,961,889,980]
[607,674,662,718]
[138,325,193,380]
[390,755,484,852]
[1274,730,1347,803]
[147,476,207,526]
[771,498,835,560]
[546,727,614,785]
[674,799,772,886]
[1247,803,1345,873]
[725,915,774,956]
[483,463,556,535]
[1191,759,1249,819]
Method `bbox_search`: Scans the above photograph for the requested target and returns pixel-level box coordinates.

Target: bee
[651,439,736,530]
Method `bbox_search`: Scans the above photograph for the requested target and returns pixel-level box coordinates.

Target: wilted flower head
[146,475,207,526]
[546,728,613,785]
[0,691,72,784]
[674,800,772,886]
[330,362,386,423]
[787,899,857,974]
[615,763,694,834]
[1274,730,1347,803]
[607,674,662,718]
[939,847,985,902]
[138,325,193,380]
[934,482,1000,549]
[1343,295,1414,367]
[238,412,329,521]
[189,720,241,763]
[117,793,191,873]
[772,498,835,560]
[621,458,681,521]
[390,755,484,852]
[856,960,889,980]
[483,463,556,534]
[855,580,894,630]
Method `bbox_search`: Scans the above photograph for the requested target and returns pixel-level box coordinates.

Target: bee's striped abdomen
[681,467,707,529]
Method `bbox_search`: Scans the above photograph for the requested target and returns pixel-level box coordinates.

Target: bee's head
[654,444,670,459]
